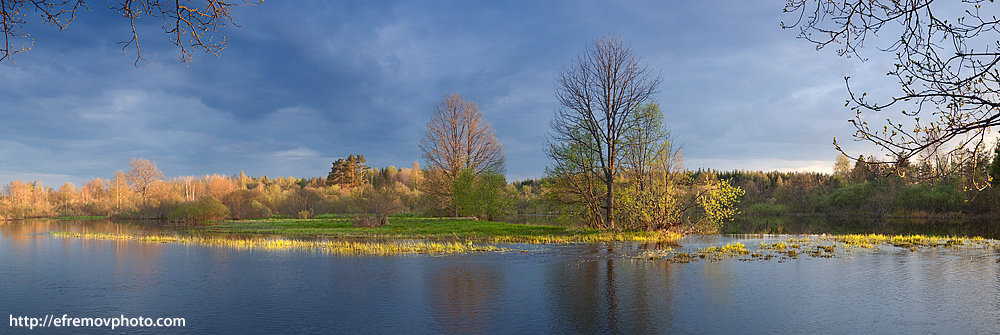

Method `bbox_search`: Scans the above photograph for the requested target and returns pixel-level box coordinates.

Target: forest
[1,137,997,233]
[731,143,1000,218]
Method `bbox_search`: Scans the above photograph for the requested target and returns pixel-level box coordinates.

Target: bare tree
[419,93,504,215]
[547,35,660,230]
[420,93,505,178]
[111,170,132,213]
[125,157,164,203]
[0,0,261,64]
[783,0,1000,182]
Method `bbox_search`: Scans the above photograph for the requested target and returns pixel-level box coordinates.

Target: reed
[823,234,992,249]
[50,231,506,255]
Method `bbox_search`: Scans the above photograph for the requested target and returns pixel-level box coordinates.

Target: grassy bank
[47,216,680,255]
[47,217,998,260]
[194,217,684,244]
[46,216,998,260]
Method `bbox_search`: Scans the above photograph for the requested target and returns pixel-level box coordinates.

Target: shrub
[276,188,328,217]
[353,186,404,227]
[614,184,682,231]
[893,183,962,213]
[353,215,389,227]
[451,169,513,221]
[824,182,876,213]
[696,178,745,233]
[222,190,272,220]
[742,202,788,216]
[170,197,231,222]
[136,202,177,219]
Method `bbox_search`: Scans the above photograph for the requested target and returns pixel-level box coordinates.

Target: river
[1,219,998,334]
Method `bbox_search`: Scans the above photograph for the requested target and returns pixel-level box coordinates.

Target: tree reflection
[545,244,676,333]
[426,263,503,334]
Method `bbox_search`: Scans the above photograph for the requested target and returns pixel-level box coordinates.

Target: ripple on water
[1,220,998,334]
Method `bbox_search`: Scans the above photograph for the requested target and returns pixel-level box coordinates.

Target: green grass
[48,216,681,255]
[192,217,683,244]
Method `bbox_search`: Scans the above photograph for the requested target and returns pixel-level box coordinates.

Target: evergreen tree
[327,154,369,189]
[989,141,1000,187]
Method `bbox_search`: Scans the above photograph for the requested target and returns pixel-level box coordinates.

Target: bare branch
[0,0,259,64]
[547,35,660,229]
[785,0,1000,181]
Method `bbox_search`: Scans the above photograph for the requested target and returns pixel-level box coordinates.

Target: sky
[0,1,902,186]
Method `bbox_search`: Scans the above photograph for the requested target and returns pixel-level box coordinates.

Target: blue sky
[0,1,890,186]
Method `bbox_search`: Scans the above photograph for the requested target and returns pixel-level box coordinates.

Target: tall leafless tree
[0,0,260,65]
[783,0,1000,182]
[419,93,504,215]
[547,35,660,230]
[125,157,164,204]
[420,93,505,178]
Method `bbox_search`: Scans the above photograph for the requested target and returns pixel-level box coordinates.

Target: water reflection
[542,245,684,334]
[0,219,998,334]
[426,263,502,333]
[730,215,1000,238]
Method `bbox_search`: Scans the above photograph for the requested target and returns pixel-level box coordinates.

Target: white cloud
[687,158,834,174]
[271,147,321,160]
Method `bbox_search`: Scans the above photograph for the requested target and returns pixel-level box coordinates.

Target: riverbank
[192,216,683,244]
[39,216,1000,258]
[45,216,681,256]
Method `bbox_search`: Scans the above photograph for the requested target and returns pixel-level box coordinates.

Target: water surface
[1,219,998,334]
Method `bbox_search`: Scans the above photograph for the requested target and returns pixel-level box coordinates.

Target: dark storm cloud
[0,1,891,186]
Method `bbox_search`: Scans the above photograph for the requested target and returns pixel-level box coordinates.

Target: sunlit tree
[420,94,505,216]
[420,94,504,178]
[125,158,164,204]
[547,35,660,229]
[327,155,369,189]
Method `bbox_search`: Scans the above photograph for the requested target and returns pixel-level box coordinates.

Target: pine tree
[327,154,370,189]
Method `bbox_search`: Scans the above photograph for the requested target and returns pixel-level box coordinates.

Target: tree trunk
[605,169,615,231]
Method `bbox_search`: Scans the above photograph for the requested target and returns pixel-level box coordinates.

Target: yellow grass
[822,234,992,249]
[50,231,506,255]
[483,230,683,244]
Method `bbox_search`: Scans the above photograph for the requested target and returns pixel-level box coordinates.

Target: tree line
[729,141,1000,218]
[0,158,428,221]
